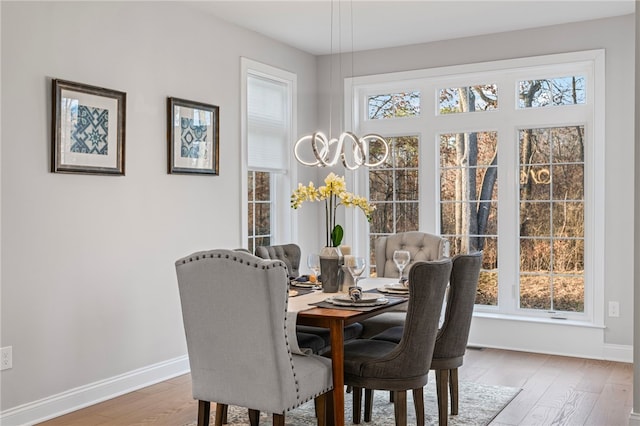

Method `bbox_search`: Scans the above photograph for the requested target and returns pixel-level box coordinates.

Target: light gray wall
[319,14,635,347]
[0,1,317,411]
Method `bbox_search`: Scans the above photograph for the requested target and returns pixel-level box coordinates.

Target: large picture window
[351,51,602,323]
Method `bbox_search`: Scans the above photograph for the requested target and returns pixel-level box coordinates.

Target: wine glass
[307,253,321,278]
[393,250,411,284]
[346,256,366,287]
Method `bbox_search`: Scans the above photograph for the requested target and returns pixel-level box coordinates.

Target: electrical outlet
[1,346,12,371]
[608,301,620,318]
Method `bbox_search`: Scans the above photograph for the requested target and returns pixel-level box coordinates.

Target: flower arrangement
[291,173,375,247]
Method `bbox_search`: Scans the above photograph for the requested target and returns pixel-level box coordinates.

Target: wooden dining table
[288,277,408,426]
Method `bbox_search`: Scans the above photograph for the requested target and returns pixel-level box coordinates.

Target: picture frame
[51,79,126,175]
[167,97,219,175]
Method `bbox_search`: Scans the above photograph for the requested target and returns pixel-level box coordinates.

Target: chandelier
[293,0,390,170]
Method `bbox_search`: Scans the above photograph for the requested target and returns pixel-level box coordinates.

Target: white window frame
[241,58,298,248]
[346,50,604,326]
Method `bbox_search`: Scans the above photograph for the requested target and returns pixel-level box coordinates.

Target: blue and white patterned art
[180,117,209,159]
[70,105,109,155]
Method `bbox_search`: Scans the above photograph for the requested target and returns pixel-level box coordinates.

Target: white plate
[291,282,317,288]
[327,297,389,307]
[332,293,383,304]
[377,284,409,294]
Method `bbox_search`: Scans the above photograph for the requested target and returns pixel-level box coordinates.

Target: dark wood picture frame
[51,79,126,175]
[167,97,220,175]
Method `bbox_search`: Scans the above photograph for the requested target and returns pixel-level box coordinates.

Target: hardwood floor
[37,348,633,426]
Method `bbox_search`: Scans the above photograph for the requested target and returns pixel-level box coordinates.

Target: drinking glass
[307,253,321,278]
[393,250,411,283]
[346,256,366,286]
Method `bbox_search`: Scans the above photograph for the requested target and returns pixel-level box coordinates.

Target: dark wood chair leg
[315,393,326,426]
[352,387,362,424]
[326,389,335,426]
[393,390,407,426]
[214,403,227,426]
[413,387,425,426]
[450,368,459,415]
[364,389,374,423]
[435,369,448,426]
[272,413,285,426]
[248,409,260,426]
[198,400,210,426]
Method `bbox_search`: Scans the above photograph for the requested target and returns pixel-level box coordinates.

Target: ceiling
[190,0,635,55]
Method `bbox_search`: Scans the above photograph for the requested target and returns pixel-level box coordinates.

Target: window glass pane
[395,203,419,232]
[368,91,420,119]
[520,274,552,310]
[438,84,497,114]
[518,76,585,108]
[254,171,271,201]
[439,130,498,264]
[396,170,418,201]
[553,275,584,312]
[476,236,498,306]
[519,126,584,312]
[255,202,271,235]
[368,135,419,241]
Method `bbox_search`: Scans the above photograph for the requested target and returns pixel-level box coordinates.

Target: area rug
[184,375,520,425]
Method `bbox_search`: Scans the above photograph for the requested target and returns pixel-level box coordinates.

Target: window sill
[473,311,605,329]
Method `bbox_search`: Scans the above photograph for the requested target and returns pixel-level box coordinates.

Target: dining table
[287,277,409,426]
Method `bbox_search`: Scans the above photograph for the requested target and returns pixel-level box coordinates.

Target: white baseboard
[603,343,634,363]
[629,411,640,426]
[0,355,190,426]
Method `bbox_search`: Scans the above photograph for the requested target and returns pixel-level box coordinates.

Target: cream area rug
[184,376,520,425]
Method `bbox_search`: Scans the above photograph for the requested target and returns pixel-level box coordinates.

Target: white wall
[319,14,635,355]
[0,1,317,419]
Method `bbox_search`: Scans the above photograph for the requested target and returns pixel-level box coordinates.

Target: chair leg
[198,400,210,426]
[393,390,407,426]
[248,409,260,426]
[435,369,448,426]
[450,368,459,415]
[352,387,362,424]
[315,392,327,426]
[222,404,228,424]
[412,387,425,426]
[214,403,227,426]
[272,413,285,426]
[364,389,374,423]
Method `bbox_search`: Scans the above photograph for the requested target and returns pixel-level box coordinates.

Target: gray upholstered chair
[175,249,333,426]
[255,243,301,277]
[375,231,449,278]
[341,258,452,426]
[360,231,449,339]
[370,252,483,426]
[255,243,364,353]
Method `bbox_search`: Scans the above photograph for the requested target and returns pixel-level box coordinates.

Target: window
[368,135,420,274]
[351,50,603,324]
[241,58,297,252]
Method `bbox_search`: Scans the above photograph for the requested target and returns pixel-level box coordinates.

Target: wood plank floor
[37,348,633,426]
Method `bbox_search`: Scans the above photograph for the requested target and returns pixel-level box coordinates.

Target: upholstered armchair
[255,243,301,277]
[371,252,483,426]
[341,258,452,426]
[361,231,449,338]
[175,249,333,426]
[255,243,364,353]
[375,231,449,278]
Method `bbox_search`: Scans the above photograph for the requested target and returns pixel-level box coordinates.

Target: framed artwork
[51,79,126,175]
[167,97,219,175]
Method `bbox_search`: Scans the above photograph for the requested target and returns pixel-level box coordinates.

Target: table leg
[328,319,345,426]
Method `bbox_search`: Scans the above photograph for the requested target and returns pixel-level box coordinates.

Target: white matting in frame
[51,79,126,175]
[167,97,219,175]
